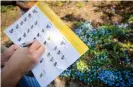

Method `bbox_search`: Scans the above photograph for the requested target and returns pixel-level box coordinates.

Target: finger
[13,45,20,50]
[9,45,19,51]
[35,45,45,58]
[29,40,41,52]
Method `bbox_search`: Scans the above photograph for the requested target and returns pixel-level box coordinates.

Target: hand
[1,45,19,66]
[2,40,45,87]
[6,40,45,75]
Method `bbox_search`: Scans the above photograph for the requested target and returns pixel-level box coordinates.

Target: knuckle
[28,49,34,54]
[31,55,39,64]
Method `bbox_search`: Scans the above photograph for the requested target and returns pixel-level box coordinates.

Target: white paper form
[4,4,88,87]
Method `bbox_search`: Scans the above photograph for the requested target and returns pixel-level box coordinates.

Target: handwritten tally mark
[61,55,65,60]
[23,33,26,37]
[44,41,47,45]
[18,37,21,42]
[39,73,44,78]
[50,57,54,62]
[24,17,27,22]
[40,58,44,63]
[54,62,57,66]
[9,29,14,33]
[42,29,45,33]
[47,52,51,57]
[20,21,24,26]
[57,50,61,55]
[37,33,40,37]
[35,21,38,25]
[46,24,51,28]
[32,9,37,13]
[16,24,19,29]
[28,13,32,18]
[33,37,36,40]
[31,25,34,29]
[54,46,57,50]
[39,70,46,78]
[27,29,30,33]
[61,41,66,45]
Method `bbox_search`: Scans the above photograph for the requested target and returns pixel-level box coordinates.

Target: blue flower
[128,78,133,85]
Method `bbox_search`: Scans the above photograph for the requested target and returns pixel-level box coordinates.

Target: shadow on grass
[93,1,133,23]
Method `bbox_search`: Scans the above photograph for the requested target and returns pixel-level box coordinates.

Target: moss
[1,5,15,13]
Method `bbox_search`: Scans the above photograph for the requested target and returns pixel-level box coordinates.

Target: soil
[1,1,133,45]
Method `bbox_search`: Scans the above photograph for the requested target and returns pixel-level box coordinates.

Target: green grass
[128,15,133,22]
[76,2,85,8]
[1,5,15,13]
[73,21,84,28]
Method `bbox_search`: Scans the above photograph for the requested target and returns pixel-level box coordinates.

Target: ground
[1,1,133,45]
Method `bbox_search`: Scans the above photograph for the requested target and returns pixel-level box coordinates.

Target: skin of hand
[1,45,19,66]
[1,40,45,87]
